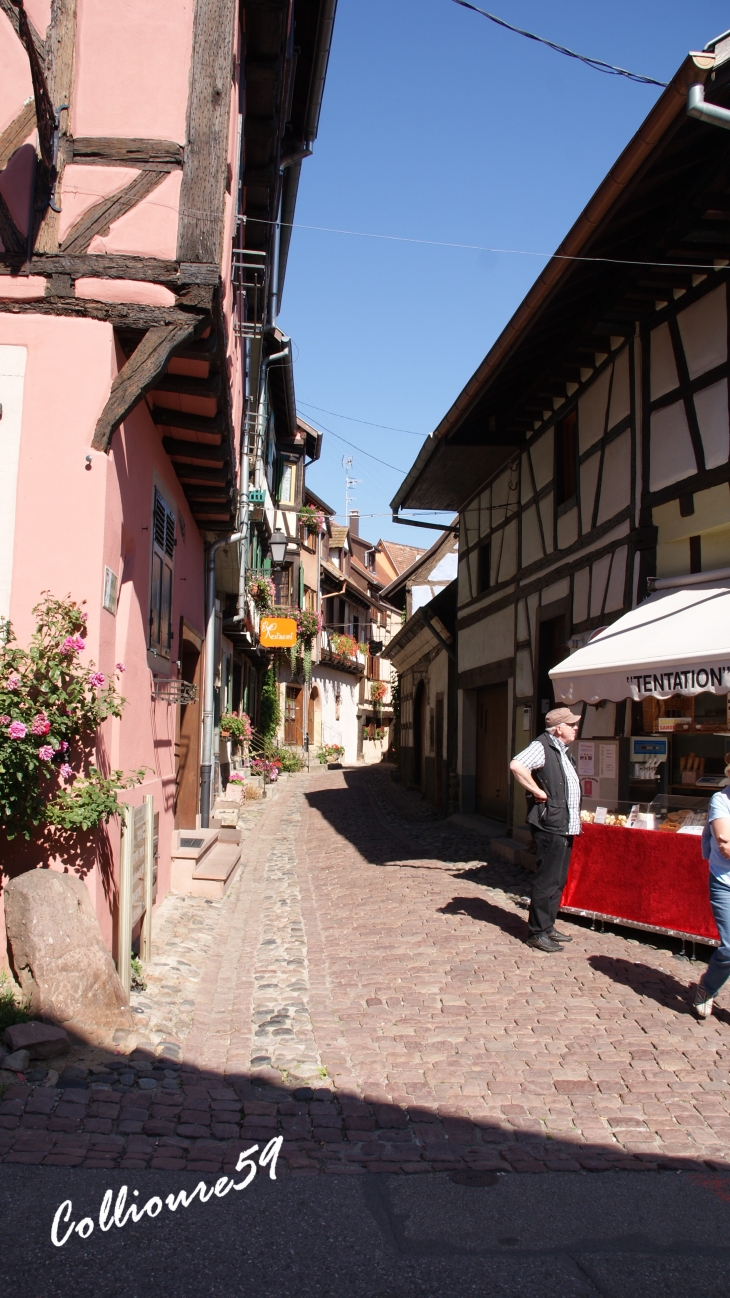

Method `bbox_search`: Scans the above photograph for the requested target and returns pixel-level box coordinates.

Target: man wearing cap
[509,707,582,953]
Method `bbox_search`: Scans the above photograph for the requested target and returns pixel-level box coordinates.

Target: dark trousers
[528,829,574,936]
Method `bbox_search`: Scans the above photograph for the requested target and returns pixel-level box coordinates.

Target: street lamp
[270,529,288,567]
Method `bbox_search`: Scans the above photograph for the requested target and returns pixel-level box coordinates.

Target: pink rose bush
[0,593,135,838]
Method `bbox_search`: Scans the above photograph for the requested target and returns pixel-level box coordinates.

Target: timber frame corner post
[92,318,204,453]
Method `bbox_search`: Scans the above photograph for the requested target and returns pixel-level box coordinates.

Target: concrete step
[170,829,219,894]
[191,841,241,899]
[490,836,537,873]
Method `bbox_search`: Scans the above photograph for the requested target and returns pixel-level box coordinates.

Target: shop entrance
[475,682,508,819]
[285,685,303,745]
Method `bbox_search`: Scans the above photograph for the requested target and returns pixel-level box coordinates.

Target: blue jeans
[702,873,730,997]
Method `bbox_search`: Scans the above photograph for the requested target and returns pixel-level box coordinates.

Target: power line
[305,415,408,473]
[244,214,723,273]
[451,0,668,88]
[298,398,427,437]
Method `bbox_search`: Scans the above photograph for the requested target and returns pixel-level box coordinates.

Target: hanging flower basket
[247,574,275,611]
[220,712,252,747]
[298,505,327,536]
[370,681,387,703]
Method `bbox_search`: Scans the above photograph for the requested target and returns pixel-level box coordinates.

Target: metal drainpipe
[687,82,730,131]
[200,532,242,827]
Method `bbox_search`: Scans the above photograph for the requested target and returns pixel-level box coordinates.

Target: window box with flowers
[298,505,326,537]
[220,712,252,756]
[247,574,275,612]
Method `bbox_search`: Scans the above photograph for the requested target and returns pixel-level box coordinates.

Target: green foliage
[0,971,30,1033]
[0,595,129,838]
[259,664,281,741]
[220,713,252,744]
[130,954,147,992]
[46,767,145,831]
[266,745,304,773]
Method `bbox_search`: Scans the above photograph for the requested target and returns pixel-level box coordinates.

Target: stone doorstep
[187,842,242,900]
[490,837,537,873]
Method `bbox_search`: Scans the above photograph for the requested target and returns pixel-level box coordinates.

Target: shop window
[555,409,577,507]
[149,488,175,657]
[477,540,491,593]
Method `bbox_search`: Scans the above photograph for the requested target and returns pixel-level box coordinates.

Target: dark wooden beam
[69,137,184,168]
[0,296,204,328]
[36,0,77,253]
[162,438,226,465]
[92,320,201,451]
[150,406,224,435]
[176,0,237,263]
[0,253,220,285]
[150,371,221,399]
[0,101,36,171]
[60,169,169,255]
[173,465,230,485]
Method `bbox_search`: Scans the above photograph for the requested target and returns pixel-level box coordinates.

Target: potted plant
[329,633,357,660]
[370,682,387,704]
[295,608,322,683]
[220,712,252,754]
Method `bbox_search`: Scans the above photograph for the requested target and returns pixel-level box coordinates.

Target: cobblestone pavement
[3,765,730,1176]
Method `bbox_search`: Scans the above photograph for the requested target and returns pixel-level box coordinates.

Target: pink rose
[8,721,27,739]
[115,662,126,673]
[6,674,20,690]
[60,635,85,655]
[30,714,51,736]
[89,672,105,688]
[58,741,69,752]
[0,715,9,725]
[37,745,54,761]
[59,763,74,780]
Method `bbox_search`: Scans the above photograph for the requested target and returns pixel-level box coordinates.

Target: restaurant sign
[260,616,298,648]
[626,665,730,699]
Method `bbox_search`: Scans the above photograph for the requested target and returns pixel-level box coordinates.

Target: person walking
[693,774,730,1019]
[510,707,582,953]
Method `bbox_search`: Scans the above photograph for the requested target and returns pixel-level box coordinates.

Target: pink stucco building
[0,0,336,964]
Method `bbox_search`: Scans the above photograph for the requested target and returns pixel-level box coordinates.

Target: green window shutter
[298,563,304,608]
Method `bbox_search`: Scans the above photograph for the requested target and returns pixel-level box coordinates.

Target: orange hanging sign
[260,616,298,648]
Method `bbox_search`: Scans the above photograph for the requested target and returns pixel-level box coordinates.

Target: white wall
[311,665,360,764]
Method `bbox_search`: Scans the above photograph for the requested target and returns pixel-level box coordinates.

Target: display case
[578,792,710,832]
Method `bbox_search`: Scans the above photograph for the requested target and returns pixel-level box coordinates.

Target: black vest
[525,733,576,836]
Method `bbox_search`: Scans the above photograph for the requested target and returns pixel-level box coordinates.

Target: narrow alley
[2,766,728,1178]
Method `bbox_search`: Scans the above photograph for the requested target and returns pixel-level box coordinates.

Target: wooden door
[476,683,508,820]
[285,686,303,745]
[174,625,203,828]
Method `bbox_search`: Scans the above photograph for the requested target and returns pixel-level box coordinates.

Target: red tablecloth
[561,823,720,943]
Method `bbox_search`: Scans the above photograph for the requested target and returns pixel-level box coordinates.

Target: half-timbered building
[391,40,730,835]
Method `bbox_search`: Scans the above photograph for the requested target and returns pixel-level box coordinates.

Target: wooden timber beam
[176,0,237,264]
[68,137,184,168]
[150,371,221,399]
[0,296,204,328]
[0,254,219,284]
[162,438,226,466]
[92,320,201,452]
[0,100,36,171]
[173,466,231,485]
[35,0,77,254]
[150,406,224,436]
[60,170,169,255]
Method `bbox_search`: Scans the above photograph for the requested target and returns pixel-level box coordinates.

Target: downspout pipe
[200,532,242,827]
[687,82,730,130]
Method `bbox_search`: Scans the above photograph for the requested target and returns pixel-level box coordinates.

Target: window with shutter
[149,488,175,657]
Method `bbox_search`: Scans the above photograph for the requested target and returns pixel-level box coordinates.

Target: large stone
[3,870,133,1035]
[3,1021,69,1059]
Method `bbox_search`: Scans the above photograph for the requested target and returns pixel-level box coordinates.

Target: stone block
[2,1050,30,1072]
[4,871,132,1034]
[3,1022,70,1059]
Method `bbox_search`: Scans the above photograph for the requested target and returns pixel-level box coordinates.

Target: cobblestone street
[3,764,730,1176]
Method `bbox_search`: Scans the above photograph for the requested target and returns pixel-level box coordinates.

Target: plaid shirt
[513,733,582,836]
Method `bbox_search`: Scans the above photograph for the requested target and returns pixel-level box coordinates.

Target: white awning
[550,579,730,704]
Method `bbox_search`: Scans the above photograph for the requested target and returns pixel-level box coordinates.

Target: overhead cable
[451,0,668,88]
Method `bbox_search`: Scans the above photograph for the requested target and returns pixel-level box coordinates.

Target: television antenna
[342,455,361,525]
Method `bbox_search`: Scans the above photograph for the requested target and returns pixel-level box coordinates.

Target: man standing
[510,707,582,953]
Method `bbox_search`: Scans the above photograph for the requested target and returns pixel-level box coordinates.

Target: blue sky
[279,0,729,550]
